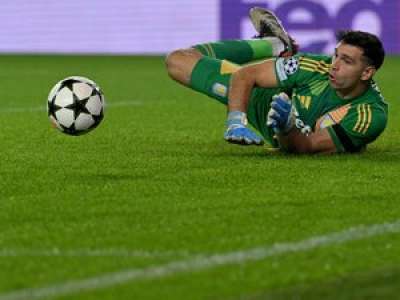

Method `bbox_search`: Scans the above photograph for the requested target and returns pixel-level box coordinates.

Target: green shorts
[190,56,284,146]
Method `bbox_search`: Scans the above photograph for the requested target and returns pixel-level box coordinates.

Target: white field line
[0,101,143,113]
[0,249,189,258]
[0,220,399,300]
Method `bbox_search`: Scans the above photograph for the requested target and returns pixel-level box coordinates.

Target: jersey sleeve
[326,104,387,152]
[274,53,331,89]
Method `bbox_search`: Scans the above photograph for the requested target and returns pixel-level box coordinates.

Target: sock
[193,37,285,65]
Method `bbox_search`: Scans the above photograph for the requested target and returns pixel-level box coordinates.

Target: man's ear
[361,66,376,81]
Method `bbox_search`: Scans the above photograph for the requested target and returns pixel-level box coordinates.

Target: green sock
[193,38,279,65]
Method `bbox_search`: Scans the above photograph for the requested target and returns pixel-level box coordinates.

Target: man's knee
[165,48,203,85]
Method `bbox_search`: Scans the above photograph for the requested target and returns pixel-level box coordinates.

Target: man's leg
[165,37,284,87]
[249,7,298,55]
[166,48,237,105]
[166,4,299,86]
[165,48,202,87]
[192,37,285,64]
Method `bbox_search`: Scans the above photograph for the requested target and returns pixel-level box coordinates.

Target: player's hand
[224,111,264,145]
[224,125,264,145]
[267,92,298,134]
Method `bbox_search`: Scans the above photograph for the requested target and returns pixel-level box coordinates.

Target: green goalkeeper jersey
[274,53,388,152]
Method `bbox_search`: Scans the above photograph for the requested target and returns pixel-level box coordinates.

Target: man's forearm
[224,66,266,145]
[276,128,337,154]
[276,129,312,153]
[228,60,279,112]
[228,69,254,112]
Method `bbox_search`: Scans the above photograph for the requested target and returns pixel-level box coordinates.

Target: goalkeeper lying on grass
[165,7,387,154]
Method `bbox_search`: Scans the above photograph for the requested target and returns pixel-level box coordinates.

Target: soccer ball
[47,76,105,135]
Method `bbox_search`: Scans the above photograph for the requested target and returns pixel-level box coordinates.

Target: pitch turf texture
[0,55,399,300]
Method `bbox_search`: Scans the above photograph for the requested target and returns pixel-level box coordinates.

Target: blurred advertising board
[0,0,396,54]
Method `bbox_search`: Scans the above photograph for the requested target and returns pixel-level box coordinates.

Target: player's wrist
[282,108,297,133]
[294,118,312,135]
[226,111,248,128]
[275,114,311,136]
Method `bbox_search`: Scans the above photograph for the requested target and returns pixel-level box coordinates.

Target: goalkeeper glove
[267,92,298,134]
[224,111,264,145]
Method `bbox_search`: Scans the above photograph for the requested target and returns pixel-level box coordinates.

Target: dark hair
[336,30,385,70]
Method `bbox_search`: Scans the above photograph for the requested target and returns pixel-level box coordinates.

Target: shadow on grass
[234,265,400,300]
[71,172,149,183]
[213,145,400,163]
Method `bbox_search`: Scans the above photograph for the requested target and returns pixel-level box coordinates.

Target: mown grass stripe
[1,219,399,300]
[0,101,143,114]
[0,249,189,258]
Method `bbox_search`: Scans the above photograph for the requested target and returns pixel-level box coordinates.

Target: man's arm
[227,57,342,153]
[267,93,338,154]
[224,59,280,146]
[276,128,337,154]
[228,59,278,112]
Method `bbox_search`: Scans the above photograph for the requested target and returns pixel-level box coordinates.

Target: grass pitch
[0,55,399,300]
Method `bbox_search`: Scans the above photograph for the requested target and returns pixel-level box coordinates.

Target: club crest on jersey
[283,57,299,75]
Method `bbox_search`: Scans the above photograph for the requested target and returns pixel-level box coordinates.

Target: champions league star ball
[47,76,105,135]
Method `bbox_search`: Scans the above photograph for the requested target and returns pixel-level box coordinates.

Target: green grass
[0,55,399,300]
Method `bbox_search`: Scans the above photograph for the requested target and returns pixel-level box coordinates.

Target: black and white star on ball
[47,96,62,117]
[65,94,91,119]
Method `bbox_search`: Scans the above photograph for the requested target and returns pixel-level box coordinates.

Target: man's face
[329,42,372,94]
